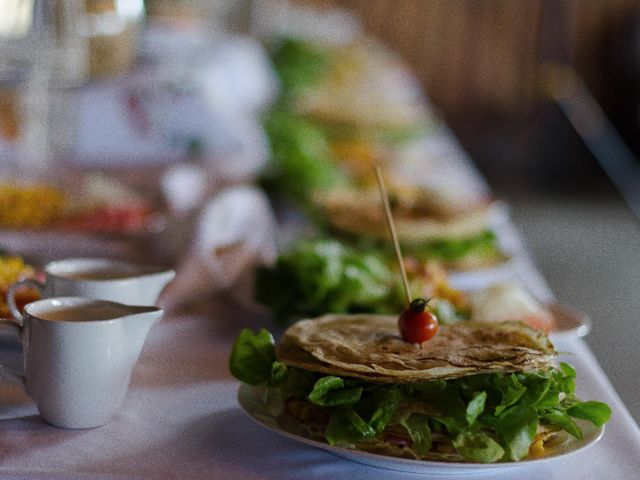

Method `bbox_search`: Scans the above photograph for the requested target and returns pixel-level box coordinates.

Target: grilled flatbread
[314,188,491,243]
[277,315,556,383]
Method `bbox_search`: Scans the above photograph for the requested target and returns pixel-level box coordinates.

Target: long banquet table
[1,226,640,479]
[1,126,638,479]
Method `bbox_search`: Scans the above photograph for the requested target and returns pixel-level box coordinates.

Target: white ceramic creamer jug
[0,297,163,429]
[6,258,175,322]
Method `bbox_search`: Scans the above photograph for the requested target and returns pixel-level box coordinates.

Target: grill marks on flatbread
[276,315,556,383]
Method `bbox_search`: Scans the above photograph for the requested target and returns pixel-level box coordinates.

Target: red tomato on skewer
[398,298,439,343]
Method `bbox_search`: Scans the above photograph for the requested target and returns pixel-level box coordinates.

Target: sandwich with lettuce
[314,184,507,271]
[265,37,504,272]
[270,37,431,142]
[230,316,610,463]
[262,37,434,207]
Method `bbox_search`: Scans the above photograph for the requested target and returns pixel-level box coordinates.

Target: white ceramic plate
[238,384,604,476]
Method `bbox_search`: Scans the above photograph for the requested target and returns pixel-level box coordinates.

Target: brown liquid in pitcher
[59,267,139,281]
[37,303,130,322]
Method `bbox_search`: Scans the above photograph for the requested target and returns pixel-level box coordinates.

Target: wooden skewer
[375,167,412,306]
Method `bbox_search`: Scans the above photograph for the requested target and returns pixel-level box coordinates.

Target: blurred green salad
[254,238,469,326]
[271,37,330,96]
[403,230,502,266]
[254,239,403,324]
[261,109,347,205]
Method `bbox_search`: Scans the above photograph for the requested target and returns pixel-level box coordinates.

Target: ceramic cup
[7,258,175,323]
[0,297,162,429]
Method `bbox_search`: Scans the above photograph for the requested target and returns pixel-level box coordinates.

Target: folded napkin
[159,185,277,310]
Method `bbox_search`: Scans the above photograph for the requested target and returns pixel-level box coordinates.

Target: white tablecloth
[1,284,640,479]
[1,167,638,478]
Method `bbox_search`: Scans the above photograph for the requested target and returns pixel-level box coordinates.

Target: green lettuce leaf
[270,361,288,385]
[228,329,276,386]
[496,405,538,461]
[452,432,505,463]
[567,401,612,427]
[326,408,376,446]
[408,230,500,263]
[533,387,561,410]
[308,376,363,407]
[367,387,403,432]
[542,411,583,439]
[434,415,468,437]
[517,373,552,407]
[400,414,432,456]
[466,391,487,425]
[559,362,576,379]
[494,374,526,415]
[271,37,329,95]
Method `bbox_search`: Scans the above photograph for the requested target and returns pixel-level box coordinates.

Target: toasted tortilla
[314,188,492,243]
[276,315,556,383]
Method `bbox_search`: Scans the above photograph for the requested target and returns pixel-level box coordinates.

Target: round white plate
[238,384,605,476]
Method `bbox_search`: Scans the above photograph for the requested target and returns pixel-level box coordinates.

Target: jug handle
[0,319,26,390]
[7,278,45,324]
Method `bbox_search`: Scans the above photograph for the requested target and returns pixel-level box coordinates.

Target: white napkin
[159,185,277,309]
[200,109,271,184]
[196,36,279,115]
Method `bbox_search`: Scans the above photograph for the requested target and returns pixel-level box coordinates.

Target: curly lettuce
[255,239,404,324]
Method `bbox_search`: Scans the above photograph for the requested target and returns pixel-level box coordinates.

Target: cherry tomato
[398,298,439,343]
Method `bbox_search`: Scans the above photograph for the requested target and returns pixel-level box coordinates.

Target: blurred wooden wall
[300,0,640,122]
